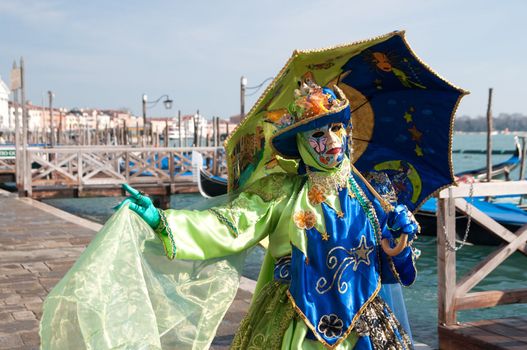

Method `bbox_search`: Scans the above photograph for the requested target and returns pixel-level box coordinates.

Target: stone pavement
[0,191,101,349]
[0,190,252,350]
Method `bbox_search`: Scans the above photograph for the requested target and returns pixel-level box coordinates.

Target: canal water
[42,133,527,348]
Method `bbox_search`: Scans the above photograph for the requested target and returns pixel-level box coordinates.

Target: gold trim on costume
[286,277,381,350]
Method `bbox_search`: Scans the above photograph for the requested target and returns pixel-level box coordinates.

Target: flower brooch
[308,185,326,205]
[293,210,317,230]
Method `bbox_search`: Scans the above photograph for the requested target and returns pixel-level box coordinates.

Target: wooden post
[123,121,128,145]
[12,66,22,194]
[193,110,199,147]
[95,116,99,145]
[184,120,189,147]
[164,120,169,147]
[519,137,526,181]
[216,116,220,145]
[136,120,140,145]
[20,57,29,196]
[48,91,54,146]
[25,150,32,197]
[178,110,182,147]
[77,150,83,193]
[57,109,62,145]
[486,88,493,182]
[169,151,175,183]
[124,151,130,182]
[437,191,457,326]
[213,116,217,147]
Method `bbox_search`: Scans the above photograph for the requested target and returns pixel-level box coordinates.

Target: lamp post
[240,76,247,120]
[141,93,173,145]
[240,76,273,121]
[57,107,65,145]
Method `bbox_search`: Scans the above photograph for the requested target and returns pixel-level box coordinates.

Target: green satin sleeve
[161,173,297,260]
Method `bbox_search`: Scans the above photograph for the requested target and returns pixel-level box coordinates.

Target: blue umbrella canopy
[225,31,468,212]
[338,33,468,211]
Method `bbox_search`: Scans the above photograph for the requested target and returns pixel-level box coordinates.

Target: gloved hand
[385,204,419,243]
[115,184,160,229]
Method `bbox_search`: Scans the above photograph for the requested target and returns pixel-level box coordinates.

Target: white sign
[0,148,16,159]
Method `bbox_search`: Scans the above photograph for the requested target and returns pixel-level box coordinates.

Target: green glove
[116,184,161,229]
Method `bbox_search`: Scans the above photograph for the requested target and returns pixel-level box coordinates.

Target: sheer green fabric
[40,207,244,350]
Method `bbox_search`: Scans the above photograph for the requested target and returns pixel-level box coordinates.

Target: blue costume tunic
[284,172,416,348]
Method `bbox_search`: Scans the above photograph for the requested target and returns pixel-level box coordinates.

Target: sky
[0,0,526,119]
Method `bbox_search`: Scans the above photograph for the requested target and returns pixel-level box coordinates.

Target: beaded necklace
[348,174,382,240]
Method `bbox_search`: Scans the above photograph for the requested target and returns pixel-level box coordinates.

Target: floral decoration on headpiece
[266,78,346,130]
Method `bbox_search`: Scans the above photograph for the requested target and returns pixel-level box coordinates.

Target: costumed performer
[40,80,420,350]
[123,80,419,349]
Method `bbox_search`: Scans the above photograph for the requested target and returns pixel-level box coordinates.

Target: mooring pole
[486,88,493,182]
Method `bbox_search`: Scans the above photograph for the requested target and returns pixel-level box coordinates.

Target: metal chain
[440,181,475,251]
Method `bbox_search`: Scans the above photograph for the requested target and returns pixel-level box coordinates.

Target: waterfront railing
[13,146,225,197]
[437,181,527,348]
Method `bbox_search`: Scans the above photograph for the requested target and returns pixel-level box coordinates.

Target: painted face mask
[300,122,347,169]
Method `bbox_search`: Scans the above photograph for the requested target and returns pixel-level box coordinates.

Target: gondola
[455,136,522,181]
[197,168,228,198]
[415,197,527,245]
[415,136,526,245]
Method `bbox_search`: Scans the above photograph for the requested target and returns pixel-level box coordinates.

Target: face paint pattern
[303,123,348,168]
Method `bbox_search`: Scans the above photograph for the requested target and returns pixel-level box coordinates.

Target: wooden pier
[1,146,225,207]
[437,181,527,349]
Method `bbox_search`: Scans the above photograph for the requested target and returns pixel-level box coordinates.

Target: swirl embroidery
[316,235,374,294]
[274,256,291,281]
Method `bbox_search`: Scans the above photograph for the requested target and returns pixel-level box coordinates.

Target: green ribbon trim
[154,209,176,260]
[208,208,239,237]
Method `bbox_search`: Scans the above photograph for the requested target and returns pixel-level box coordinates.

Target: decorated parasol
[225,31,468,212]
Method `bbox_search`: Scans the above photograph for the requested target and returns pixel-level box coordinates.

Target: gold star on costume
[408,125,423,142]
[415,145,423,157]
[403,112,413,123]
[352,235,374,271]
[321,231,330,241]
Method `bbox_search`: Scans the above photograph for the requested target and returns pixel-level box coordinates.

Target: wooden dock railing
[18,146,225,198]
[437,181,527,348]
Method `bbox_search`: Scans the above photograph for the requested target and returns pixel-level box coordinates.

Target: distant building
[0,76,10,130]
[166,113,208,146]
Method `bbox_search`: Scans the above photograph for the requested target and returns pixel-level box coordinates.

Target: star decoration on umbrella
[415,145,423,157]
[408,125,423,142]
